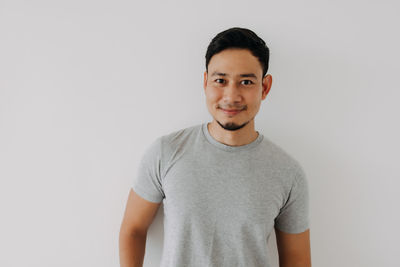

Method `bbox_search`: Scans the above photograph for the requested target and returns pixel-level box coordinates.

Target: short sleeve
[274,165,310,233]
[132,137,165,203]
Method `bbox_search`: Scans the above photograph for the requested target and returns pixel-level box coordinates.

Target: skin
[119,47,311,267]
[203,48,272,147]
[119,189,161,267]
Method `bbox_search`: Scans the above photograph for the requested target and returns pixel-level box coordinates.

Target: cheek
[249,100,262,113]
[206,87,221,101]
[244,93,261,109]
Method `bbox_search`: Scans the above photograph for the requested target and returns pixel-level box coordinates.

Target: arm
[275,227,312,267]
[119,188,162,267]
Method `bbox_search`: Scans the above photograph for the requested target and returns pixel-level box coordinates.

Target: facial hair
[216,119,250,131]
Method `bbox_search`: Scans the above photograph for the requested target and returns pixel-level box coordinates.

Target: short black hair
[205,27,270,78]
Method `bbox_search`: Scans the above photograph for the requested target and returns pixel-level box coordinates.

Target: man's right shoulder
[159,123,201,147]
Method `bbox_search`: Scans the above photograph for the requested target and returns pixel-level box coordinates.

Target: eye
[215,78,225,84]
[241,80,253,85]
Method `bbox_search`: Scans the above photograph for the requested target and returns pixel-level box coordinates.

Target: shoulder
[158,123,202,153]
[260,136,307,185]
[149,123,202,175]
[145,123,200,149]
[161,123,201,144]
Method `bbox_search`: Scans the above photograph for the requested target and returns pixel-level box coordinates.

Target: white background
[1,0,399,266]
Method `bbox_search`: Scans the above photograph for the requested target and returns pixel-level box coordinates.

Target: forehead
[208,48,263,78]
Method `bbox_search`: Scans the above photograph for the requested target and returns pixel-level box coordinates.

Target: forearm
[119,231,147,267]
[280,263,311,267]
[278,252,311,267]
[279,258,311,267]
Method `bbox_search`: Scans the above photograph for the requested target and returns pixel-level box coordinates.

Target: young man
[119,27,311,267]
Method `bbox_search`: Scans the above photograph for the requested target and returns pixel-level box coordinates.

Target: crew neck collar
[201,122,263,152]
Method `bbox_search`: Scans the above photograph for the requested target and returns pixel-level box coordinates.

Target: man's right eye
[215,79,224,83]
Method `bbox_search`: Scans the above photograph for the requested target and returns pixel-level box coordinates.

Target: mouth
[220,108,243,115]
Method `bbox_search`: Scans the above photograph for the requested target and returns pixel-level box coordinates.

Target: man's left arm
[275,227,311,267]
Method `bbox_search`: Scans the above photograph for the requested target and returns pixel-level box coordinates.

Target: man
[119,27,311,267]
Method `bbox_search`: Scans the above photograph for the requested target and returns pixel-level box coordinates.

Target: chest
[162,152,285,226]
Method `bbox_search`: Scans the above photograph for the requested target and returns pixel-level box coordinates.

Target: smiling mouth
[220,108,242,115]
[223,108,241,111]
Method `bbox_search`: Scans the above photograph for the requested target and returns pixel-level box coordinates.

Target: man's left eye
[241,80,253,85]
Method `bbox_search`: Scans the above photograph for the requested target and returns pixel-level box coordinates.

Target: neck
[207,119,259,147]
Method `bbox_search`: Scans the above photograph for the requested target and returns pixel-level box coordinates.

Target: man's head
[203,27,272,132]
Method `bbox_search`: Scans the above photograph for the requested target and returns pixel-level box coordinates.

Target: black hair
[205,27,270,78]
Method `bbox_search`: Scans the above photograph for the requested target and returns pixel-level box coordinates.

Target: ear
[261,74,272,100]
[203,71,208,91]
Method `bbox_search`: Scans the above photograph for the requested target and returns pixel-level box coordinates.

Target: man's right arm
[119,188,162,267]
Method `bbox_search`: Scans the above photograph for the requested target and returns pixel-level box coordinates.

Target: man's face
[203,48,272,131]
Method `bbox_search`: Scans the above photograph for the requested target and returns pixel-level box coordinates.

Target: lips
[223,109,241,111]
[220,108,242,115]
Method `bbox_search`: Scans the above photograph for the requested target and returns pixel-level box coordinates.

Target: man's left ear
[261,74,272,100]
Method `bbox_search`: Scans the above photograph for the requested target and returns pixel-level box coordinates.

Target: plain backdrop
[1,0,399,266]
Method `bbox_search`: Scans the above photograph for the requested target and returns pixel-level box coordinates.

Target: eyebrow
[211,71,258,79]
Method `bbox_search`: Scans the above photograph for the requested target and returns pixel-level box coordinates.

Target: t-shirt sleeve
[132,137,165,203]
[274,165,310,234]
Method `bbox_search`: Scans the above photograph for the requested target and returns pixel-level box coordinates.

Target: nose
[223,82,242,103]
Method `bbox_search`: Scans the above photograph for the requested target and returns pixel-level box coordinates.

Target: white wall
[1,0,399,266]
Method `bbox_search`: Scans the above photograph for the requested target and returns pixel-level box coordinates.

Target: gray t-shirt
[132,122,310,267]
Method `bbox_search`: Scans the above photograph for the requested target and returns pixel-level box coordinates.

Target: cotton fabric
[132,122,310,267]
